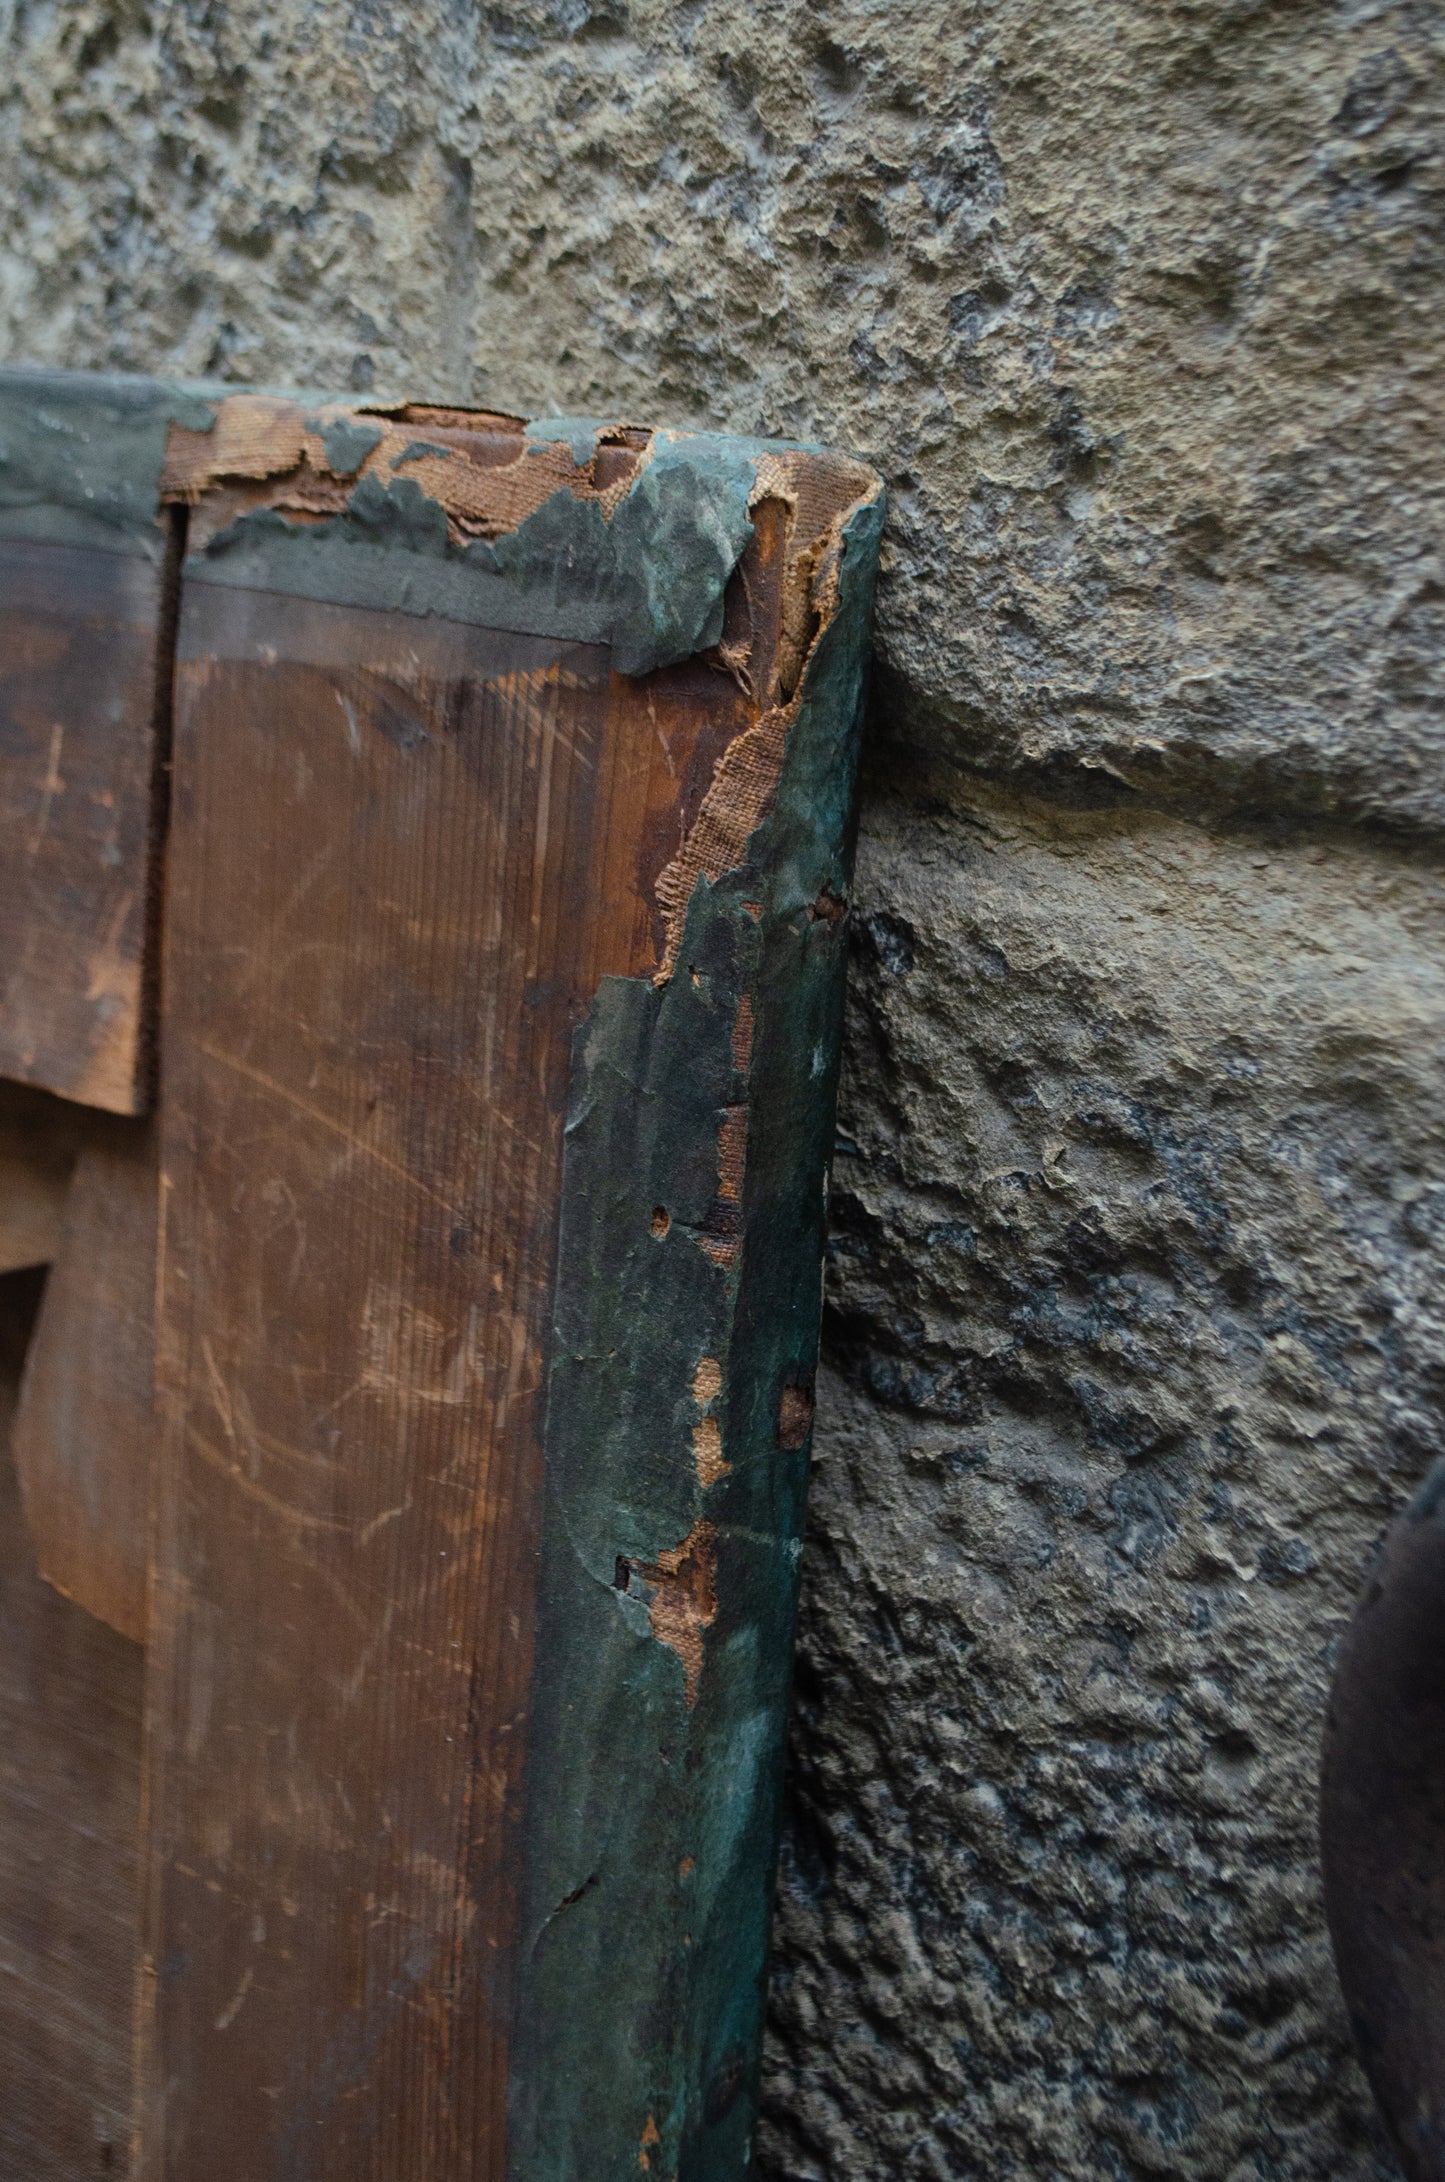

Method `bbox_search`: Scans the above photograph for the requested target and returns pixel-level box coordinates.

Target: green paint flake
[390,437,454,468]
[314,415,384,476]
[526,414,611,466]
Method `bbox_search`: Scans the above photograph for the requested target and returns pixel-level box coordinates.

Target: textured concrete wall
[2,1,1441,2173]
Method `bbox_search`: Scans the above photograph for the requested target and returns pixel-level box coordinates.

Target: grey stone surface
[3,0,1443,829]
[766,769,1442,2177]
[1,1,1441,2174]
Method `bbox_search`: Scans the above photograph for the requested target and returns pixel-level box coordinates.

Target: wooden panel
[0,534,172,1114]
[144,591,756,2178]
[12,1120,157,1643]
[0,1266,142,2180]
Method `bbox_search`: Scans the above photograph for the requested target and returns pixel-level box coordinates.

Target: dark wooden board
[141,397,882,2179]
[12,1119,156,1643]
[0,1267,142,2180]
[0,533,172,1116]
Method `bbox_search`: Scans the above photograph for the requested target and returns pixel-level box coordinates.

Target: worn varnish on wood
[0,371,195,1114]
[0,380,881,2182]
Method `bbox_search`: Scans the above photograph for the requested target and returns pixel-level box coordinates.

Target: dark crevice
[138,499,189,1115]
[860,697,1445,868]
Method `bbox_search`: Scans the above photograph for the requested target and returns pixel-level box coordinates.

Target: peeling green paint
[508,489,884,2181]
[525,414,615,466]
[0,365,215,558]
[187,422,819,678]
[390,436,455,468]
[601,433,758,675]
[312,413,385,477]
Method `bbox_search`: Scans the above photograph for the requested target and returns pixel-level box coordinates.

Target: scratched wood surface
[0,1265,142,2180]
[12,1119,156,1643]
[142,524,782,2177]
[0,533,173,1114]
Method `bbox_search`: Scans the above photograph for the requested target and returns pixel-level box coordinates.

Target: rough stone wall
[1,1,1441,2174]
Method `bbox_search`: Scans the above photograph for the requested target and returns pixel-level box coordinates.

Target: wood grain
[12,1119,157,1643]
[142,576,768,2179]
[0,532,175,1114]
[0,1266,142,2180]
